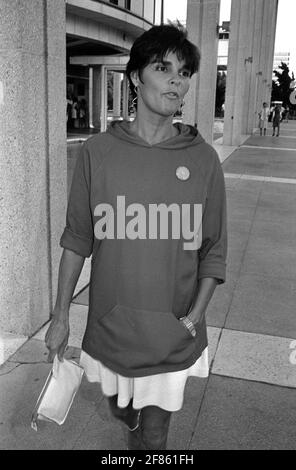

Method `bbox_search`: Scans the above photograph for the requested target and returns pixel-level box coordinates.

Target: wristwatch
[179,316,197,337]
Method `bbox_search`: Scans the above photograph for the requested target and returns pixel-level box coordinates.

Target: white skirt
[80,348,209,412]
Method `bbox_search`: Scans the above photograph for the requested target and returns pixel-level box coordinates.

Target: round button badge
[176,166,190,181]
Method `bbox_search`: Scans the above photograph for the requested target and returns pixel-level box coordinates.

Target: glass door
[100,65,133,132]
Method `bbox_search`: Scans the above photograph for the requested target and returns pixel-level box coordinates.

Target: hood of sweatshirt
[107,119,205,149]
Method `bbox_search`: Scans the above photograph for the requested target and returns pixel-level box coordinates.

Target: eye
[155,64,168,72]
[180,70,190,78]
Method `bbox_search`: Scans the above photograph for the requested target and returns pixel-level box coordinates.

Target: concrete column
[255,0,269,112]
[0,0,67,361]
[255,0,278,113]
[224,0,278,144]
[241,0,259,135]
[88,66,94,128]
[113,72,122,119]
[47,0,67,310]
[184,0,220,144]
[223,0,253,146]
[245,0,265,133]
[122,76,129,120]
[263,0,278,105]
[93,66,102,129]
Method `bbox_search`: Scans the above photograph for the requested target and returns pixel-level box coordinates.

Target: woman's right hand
[45,310,70,363]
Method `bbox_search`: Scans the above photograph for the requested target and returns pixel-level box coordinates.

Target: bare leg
[128,406,172,450]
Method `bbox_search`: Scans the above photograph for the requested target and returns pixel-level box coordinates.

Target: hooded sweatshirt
[60,121,227,377]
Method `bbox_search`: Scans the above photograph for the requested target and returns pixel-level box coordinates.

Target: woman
[45,24,227,450]
[258,102,269,136]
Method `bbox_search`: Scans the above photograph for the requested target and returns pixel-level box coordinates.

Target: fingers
[57,337,69,362]
[47,345,67,363]
[57,344,67,362]
[47,348,56,363]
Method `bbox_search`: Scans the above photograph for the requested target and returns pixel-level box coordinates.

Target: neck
[130,109,177,145]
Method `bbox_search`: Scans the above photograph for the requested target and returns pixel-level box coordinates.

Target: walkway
[1,122,296,450]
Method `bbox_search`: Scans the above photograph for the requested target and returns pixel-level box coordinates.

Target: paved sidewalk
[1,121,296,450]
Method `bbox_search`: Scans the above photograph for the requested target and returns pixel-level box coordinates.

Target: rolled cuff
[60,227,93,258]
[198,261,226,284]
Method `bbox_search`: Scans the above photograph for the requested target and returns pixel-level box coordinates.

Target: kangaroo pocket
[96,304,196,373]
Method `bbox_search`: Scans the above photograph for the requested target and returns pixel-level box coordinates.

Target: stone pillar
[223,0,253,146]
[244,0,265,133]
[93,66,102,129]
[113,72,122,119]
[88,66,94,128]
[255,0,270,114]
[0,0,67,360]
[240,0,258,135]
[47,0,67,311]
[223,0,278,143]
[263,0,278,105]
[255,0,278,114]
[184,0,220,144]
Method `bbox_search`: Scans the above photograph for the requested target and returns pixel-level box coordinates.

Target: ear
[130,70,139,89]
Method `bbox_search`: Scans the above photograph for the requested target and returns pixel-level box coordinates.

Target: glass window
[143,0,154,23]
[154,0,162,24]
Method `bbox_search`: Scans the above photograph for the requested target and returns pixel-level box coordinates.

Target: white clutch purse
[31,355,84,431]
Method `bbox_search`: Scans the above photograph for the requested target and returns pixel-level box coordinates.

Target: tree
[272,62,295,109]
[215,70,227,117]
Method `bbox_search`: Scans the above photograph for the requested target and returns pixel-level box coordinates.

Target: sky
[164,0,296,75]
[274,0,296,75]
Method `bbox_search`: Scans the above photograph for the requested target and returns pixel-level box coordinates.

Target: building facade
[66,0,163,131]
[217,21,229,70]
[273,51,290,71]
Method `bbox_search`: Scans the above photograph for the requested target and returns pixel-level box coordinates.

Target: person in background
[258,102,270,136]
[281,106,289,123]
[66,94,74,130]
[78,99,88,128]
[45,23,227,450]
[272,103,282,137]
[71,97,78,128]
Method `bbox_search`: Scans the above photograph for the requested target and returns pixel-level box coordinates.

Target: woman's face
[133,51,191,118]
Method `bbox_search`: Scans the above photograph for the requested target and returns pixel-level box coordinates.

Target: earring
[131,86,138,110]
[178,99,185,116]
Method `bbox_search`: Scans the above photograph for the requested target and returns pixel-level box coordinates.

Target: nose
[169,73,181,86]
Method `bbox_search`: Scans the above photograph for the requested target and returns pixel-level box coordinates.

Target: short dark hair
[126,23,201,99]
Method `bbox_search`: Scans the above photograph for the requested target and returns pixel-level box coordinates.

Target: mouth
[164,92,179,99]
